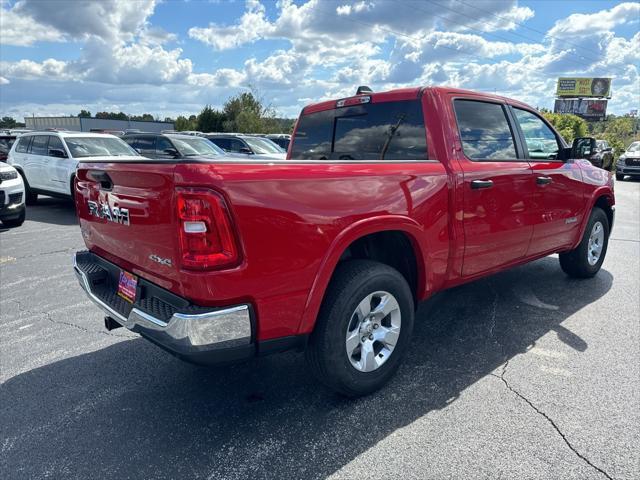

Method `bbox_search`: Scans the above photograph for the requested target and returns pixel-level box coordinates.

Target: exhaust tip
[104,316,123,331]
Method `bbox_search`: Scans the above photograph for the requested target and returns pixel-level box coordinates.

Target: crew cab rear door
[451,98,536,277]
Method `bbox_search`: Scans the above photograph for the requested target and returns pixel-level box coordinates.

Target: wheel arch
[575,188,615,248]
[297,216,427,335]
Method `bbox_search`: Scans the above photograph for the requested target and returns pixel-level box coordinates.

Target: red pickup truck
[73,86,614,396]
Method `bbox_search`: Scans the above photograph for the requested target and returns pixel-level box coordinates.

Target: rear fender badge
[565,217,578,224]
[149,254,172,267]
[87,200,130,226]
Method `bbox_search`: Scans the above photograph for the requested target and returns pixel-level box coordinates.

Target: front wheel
[306,260,415,397]
[616,173,625,181]
[559,207,609,278]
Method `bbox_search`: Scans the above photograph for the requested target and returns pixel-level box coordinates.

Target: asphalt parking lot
[1,181,639,480]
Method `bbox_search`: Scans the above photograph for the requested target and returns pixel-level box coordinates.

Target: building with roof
[24,116,173,133]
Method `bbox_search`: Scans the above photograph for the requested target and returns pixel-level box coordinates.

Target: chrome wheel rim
[587,221,605,266]
[345,291,401,372]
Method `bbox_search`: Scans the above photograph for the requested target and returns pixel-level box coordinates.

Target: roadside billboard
[554,99,608,120]
[556,78,611,97]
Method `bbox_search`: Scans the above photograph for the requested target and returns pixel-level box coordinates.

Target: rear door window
[454,100,517,161]
[29,135,49,156]
[291,99,427,160]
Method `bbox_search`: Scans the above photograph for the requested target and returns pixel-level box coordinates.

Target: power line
[423,0,628,74]
[454,0,624,62]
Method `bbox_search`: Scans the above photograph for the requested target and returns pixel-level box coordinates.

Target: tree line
[541,111,639,159]
[77,92,294,134]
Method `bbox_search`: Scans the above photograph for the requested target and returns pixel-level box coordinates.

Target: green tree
[602,117,637,159]
[197,105,226,132]
[542,112,588,144]
[77,110,91,118]
[174,115,197,131]
[95,111,128,120]
[130,113,155,122]
[0,116,19,128]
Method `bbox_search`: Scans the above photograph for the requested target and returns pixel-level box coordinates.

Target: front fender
[296,215,429,335]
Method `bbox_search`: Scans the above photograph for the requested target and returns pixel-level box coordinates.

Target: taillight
[176,188,240,270]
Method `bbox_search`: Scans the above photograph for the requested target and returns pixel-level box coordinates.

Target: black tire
[2,209,26,228]
[306,260,415,397]
[616,173,625,181]
[559,207,609,278]
[18,172,38,205]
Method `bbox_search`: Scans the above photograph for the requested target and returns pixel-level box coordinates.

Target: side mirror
[49,148,67,158]
[571,137,597,159]
[163,148,179,158]
[239,147,253,154]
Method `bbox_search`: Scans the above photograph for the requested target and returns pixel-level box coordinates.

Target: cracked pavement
[1,184,639,480]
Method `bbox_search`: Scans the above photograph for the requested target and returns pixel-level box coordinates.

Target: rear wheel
[306,260,415,397]
[559,207,609,278]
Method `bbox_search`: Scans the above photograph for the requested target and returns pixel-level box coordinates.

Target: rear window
[15,137,31,153]
[291,100,427,160]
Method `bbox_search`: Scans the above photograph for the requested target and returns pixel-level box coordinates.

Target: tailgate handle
[88,170,113,190]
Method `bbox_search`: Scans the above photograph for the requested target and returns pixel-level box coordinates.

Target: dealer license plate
[117,270,138,303]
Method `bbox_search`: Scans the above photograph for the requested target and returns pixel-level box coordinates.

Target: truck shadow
[1,257,613,479]
[26,196,78,226]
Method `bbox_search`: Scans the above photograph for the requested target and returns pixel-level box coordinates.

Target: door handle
[536,176,553,185]
[471,179,494,189]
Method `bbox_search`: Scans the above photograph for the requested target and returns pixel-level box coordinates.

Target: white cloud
[0,4,65,46]
[13,0,158,43]
[188,0,275,50]
[547,2,640,37]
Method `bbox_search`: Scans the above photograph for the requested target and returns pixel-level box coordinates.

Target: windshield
[170,137,225,157]
[65,137,139,158]
[244,137,285,154]
[627,142,640,153]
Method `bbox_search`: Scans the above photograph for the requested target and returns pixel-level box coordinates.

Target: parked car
[265,134,291,151]
[616,141,640,181]
[0,163,26,227]
[122,133,229,160]
[587,140,614,170]
[72,86,614,396]
[206,134,286,159]
[0,134,17,162]
[7,132,141,204]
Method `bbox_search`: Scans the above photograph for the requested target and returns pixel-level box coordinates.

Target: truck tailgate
[75,162,181,290]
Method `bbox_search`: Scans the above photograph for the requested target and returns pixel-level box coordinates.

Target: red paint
[75,87,615,342]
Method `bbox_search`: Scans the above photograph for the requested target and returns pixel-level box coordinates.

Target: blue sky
[1,0,638,120]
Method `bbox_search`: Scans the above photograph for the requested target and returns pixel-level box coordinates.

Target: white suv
[7,131,140,204]
[0,163,26,227]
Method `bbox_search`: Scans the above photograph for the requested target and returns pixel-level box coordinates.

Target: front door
[510,107,586,255]
[452,98,536,277]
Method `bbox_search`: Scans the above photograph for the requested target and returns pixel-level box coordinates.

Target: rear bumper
[73,251,254,365]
